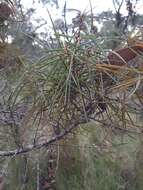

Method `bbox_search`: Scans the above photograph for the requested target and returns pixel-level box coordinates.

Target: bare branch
[0,119,86,157]
[112,0,124,12]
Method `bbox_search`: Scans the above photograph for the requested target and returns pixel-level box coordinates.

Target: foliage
[0,0,143,189]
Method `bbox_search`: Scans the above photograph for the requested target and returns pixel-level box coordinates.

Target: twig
[0,119,86,157]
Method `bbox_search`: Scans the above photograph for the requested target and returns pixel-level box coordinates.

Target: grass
[56,124,139,190]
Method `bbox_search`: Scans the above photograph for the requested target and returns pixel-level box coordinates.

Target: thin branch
[0,119,86,157]
[112,0,124,13]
